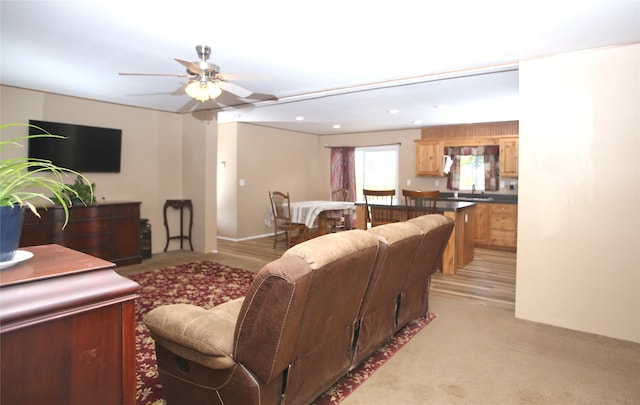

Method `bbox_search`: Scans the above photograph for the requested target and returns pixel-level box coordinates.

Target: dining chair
[268,191,307,248]
[402,189,440,219]
[327,188,349,232]
[363,189,398,227]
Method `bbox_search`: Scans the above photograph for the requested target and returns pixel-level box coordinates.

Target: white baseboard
[217,233,273,243]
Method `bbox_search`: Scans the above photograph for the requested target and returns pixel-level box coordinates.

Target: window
[459,155,485,191]
[445,145,499,192]
[355,145,398,202]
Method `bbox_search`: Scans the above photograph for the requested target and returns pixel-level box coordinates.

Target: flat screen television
[28,119,122,173]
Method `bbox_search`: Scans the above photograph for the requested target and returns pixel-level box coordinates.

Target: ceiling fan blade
[174,58,202,74]
[217,81,253,98]
[219,73,274,82]
[119,72,188,77]
[175,58,219,74]
[178,98,200,113]
[171,82,189,96]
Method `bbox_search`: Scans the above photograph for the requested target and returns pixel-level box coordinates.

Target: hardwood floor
[217,237,286,263]
[430,248,516,306]
[217,236,516,306]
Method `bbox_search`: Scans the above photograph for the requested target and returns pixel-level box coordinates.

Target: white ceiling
[1,1,638,135]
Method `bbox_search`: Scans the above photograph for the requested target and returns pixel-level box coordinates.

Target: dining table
[265,200,356,235]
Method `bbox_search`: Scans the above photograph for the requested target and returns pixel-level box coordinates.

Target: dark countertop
[355,200,475,212]
[435,200,476,212]
[439,192,518,205]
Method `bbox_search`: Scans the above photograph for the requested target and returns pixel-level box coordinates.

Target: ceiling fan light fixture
[185,80,222,102]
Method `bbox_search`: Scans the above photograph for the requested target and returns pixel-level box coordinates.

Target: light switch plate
[239,179,245,186]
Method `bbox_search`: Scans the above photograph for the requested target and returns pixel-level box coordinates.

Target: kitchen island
[355,201,476,274]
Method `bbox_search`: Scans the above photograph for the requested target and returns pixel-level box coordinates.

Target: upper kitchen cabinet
[499,137,519,178]
[415,140,444,176]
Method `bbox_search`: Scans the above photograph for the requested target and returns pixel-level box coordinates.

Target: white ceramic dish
[0,250,34,270]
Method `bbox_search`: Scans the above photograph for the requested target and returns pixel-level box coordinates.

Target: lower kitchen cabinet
[475,203,517,250]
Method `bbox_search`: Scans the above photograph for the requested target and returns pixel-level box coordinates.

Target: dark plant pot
[0,205,25,262]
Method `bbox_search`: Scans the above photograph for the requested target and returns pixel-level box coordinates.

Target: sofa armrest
[143,297,244,369]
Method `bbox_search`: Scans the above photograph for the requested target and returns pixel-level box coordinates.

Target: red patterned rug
[129,261,436,405]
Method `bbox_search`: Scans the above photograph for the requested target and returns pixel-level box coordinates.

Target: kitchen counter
[354,201,476,275]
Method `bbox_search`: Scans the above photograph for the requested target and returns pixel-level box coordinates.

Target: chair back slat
[363,189,398,227]
[402,189,440,219]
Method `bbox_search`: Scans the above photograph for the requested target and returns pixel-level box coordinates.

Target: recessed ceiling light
[296,116,304,121]
[388,109,400,114]
[413,120,423,125]
[333,124,341,129]
[434,104,448,110]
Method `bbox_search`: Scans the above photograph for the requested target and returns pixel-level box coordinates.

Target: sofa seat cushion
[144,297,245,369]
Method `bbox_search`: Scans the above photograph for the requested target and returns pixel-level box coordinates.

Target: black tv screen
[28,120,122,173]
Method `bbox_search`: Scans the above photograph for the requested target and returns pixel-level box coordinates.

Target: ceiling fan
[119,45,261,103]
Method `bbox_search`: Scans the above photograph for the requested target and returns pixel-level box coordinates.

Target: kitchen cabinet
[474,203,490,245]
[474,203,517,250]
[499,137,519,178]
[20,202,142,266]
[489,204,517,249]
[415,140,444,176]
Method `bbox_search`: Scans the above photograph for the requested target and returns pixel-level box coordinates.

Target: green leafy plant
[63,176,96,205]
[0,123,94,226]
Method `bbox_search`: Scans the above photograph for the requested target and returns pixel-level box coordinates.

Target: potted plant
[0,123,93,263]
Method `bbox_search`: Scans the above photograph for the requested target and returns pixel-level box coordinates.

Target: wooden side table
[0,244,140,405]
[163,199,194,252]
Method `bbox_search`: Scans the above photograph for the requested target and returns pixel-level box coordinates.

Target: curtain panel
[445,146,499,191]
[329,147,356,201]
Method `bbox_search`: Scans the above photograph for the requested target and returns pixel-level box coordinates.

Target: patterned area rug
[129,261,437,405]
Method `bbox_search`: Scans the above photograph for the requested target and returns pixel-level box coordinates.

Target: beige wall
[516,44,640,343]
[217,123,321,239]
[0,86,216,254]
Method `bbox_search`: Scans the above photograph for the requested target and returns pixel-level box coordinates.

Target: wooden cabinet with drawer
[489,204,517,249]
[474,203,518,250]
[20,202,142,266]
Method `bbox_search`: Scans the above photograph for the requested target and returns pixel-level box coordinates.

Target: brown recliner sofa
[143,214,454,405]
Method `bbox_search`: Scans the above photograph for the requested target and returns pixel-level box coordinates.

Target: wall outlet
[435,179,440,186]
[500,181,505,188]
[239,179,245,186]
[406,179,412,186]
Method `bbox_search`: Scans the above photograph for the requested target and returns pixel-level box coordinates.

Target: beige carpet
[119,252,640,405]
[343,293,640,404]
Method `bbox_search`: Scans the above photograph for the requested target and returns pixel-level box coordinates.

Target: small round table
[163,199,194,252]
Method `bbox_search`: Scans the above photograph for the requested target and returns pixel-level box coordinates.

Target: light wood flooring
[217,236,516,306]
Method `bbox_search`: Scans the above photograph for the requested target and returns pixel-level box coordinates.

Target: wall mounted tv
[28,119,122,173]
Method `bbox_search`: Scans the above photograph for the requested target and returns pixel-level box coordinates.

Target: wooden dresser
[20,201,142,266]
[0,244,140,405]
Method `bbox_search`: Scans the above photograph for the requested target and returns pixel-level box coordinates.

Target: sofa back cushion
[285,230,381,403]
[352,222,423,364]
[233,255,312,384]
[397,214,454,329]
